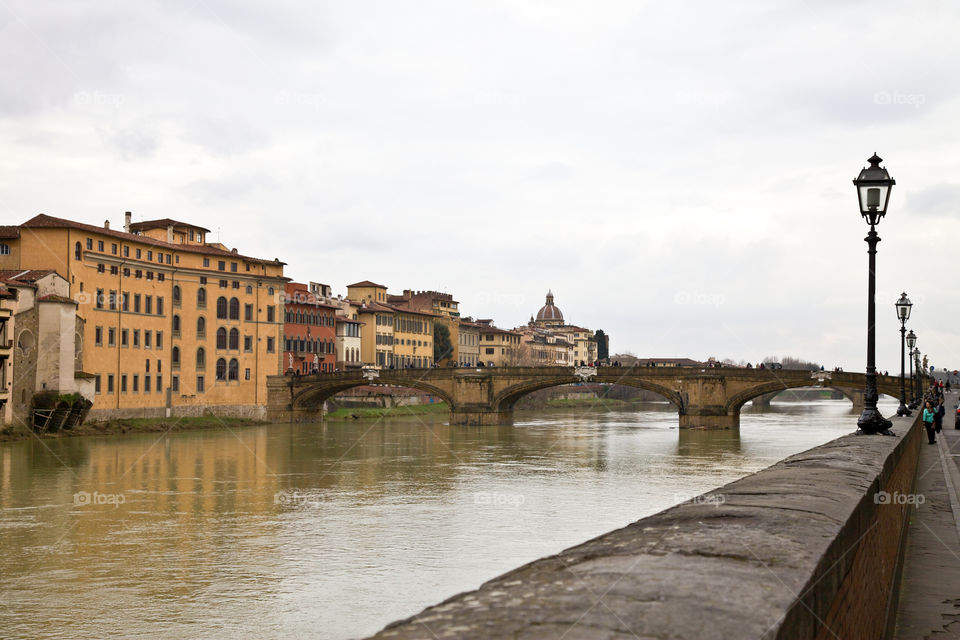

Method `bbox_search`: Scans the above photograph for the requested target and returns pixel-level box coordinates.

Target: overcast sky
[2,1,958,371]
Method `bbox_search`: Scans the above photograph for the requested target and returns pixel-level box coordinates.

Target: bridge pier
[679,409,739,430]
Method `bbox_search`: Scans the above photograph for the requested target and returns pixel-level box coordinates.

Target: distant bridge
[266,366,908,429]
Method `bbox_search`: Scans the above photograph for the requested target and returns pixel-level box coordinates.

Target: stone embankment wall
[87,404,267,421]
[369,414,921,640]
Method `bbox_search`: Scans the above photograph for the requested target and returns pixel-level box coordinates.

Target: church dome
[535,290,563,324]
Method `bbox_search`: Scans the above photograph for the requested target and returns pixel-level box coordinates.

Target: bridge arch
[289,376,456,412]
[727,378,901,415]
[494,377,683,413]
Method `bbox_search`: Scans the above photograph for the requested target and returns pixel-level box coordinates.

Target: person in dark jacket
[923,401,937,444]
[934,398,946,433]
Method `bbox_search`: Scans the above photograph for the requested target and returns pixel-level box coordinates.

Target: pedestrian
[948,380,953,392]
[935,398,946,434]
[923,400,937,444]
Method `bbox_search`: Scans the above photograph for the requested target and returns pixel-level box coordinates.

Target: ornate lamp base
[858,407,894,435]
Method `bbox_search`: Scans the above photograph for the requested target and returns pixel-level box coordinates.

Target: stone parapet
[368,413,921,639]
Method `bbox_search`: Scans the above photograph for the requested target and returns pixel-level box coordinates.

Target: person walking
[935,397,946,434]
[923,400,937,444]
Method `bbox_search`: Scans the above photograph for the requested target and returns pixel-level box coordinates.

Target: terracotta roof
[128,218,212,233]
[355,301,395,313]
[0,269,59,286]
[347,280,387,289]
[335,317,362,324]
[20,214,286,266]
[0,226,19,239]
[385,304,440,318]
[38,294,77,305]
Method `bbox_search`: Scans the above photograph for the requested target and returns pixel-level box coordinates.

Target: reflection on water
[0,398,898,640]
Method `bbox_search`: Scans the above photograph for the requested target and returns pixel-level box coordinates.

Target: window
[134,294,141,313]
[123,267,130,277]
[229,328,239,350]
[111,243,118,255]
[245,285,252,294]
[231,262,237,272]
[74,242,81,260]
[197,288,207,308]
[108,328,116,346]
[231,280,239,289]
[145,331,152,349]
[144,375,151,393]
[268,287,274,296]
[219,280,227,288]
[109,265,118,275]
[96,289,104,309]
[216,358,226,380]
[244,336,252,352]
[199,276,207,285]
[135,270,142,279]
[158,273,165,282]
[244,304,253,321]
[133,330,140,348]
[197,316,206,338]
[123,246,129,257]
[121,329,129,347]
[98,240,104,251]
[196,375,205,393]
[145,359,150,374]
[173,285,181,306]
[216,297,227,319]
[216,327,227,350]
[218,260,225,271]
[122,292,129,311]
[121,374,128,393]
[266,306,275,322]
[486,347,495,354]
[172,375,179,392]
[156,297,164,315]
[228,358,239,381]
[203,258,210,267]
[86,238,93,250]
[266,337,275,352]
[95,375,101,393]
[107,374,114,393]
[172,315,180,336]
[147,250,153,261]
[95,326,103,346]
[132,374,139,392]
[172,346,180,368]
[196,347,206,369]
[97,263,105,273]
[145,296,152,314]
[108,290,117,310]
[244,368,251,381]
[156,375,161,391]
[135,248,141,259]
[146,271,153,280]
[166,254,171,265]
[229,298,239,320]
[156,331,163,349]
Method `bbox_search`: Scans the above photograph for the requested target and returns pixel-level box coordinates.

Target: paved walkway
[893,390,960,638]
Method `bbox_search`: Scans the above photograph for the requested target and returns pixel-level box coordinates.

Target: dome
[535,290,563,324]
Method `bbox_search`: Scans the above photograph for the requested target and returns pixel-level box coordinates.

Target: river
[0,398,898,639]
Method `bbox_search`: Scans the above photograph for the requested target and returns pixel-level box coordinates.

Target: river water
[0,398,898,639]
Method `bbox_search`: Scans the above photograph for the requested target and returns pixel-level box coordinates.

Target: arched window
[172,346,180,366]
[75,241,82,260]
[216,358,226,380]
[172,314,181,335]
[216,297,228,319]
[173,285,181,305]
[197,287,206,308]
[197,316,206,338]
[229,328,239,350]
[196,347,206,369]
[229,297,239,320]
[216,327,227,349]
[228,358,239,381]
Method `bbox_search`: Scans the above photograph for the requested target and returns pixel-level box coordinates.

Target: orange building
[0,213,287,419]
[282,282,338,374]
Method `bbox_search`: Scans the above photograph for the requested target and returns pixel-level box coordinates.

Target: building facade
[1,213,287,419]
[282,282,338,374]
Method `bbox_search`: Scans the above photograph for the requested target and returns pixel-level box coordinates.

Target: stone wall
[367,413,921,639]
[87,403,267,421]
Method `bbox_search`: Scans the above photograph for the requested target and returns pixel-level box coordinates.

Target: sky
[1,0,958,372]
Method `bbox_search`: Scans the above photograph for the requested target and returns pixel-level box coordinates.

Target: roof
[386,304,440,318]
[347,280,387,289]
[355,301,395,313]
[128,218,212,233]
[0,226,19,239]
[0,269,59,286]
[335,317,362,324]
[20,214,286,267]
[38,294,77,305]
[477,325,520,335]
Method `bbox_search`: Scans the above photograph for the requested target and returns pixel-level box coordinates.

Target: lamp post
[895,293,912,416]
[854,153,896,434]
[906,331,917,406]
[914,350,922,403]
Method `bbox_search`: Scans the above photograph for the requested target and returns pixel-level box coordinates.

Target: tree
[594,329,609,361]
[434,322,453,363]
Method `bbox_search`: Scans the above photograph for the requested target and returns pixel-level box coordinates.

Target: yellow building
[390,307,435,368]
[389,290,460,365]
[355,301,395,368]
[458,319,480,367]
[475,319,522,367]
[1,213,287,419]
[347,281,438,368]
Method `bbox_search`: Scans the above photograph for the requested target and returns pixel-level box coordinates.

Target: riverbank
[0,415,270,443]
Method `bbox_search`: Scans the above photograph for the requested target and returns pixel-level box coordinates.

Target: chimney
[166,224,174,243]
[104,220,110,229]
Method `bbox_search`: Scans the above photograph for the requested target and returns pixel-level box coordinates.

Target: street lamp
[914,349,922,404]
[895,293,912,416]
[853,153,896,434]
[906,330,917,406]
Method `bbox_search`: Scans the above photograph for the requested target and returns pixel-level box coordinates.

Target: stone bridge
[266,366,906,429]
